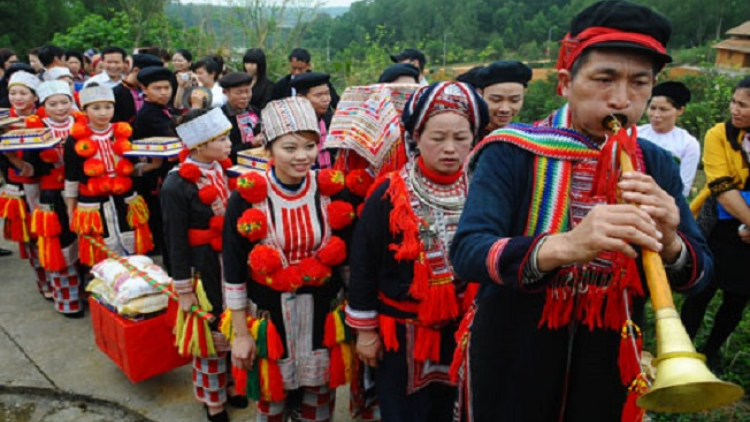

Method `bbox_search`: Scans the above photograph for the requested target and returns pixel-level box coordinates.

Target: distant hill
[320,7,348,17]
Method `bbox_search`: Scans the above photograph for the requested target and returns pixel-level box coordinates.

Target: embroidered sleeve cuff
[486,234,552,291]
[523,235,551,284]
[669,232,703,293]
[345,305,379,330]
[64,181,79,199]
[173,279,193,295]
[708,176,736,196]
[224,282,247,310]
[664,236,688,271]
[486,238,511,285]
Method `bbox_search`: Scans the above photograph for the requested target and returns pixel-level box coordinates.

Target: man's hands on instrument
[619,172,681,262]
[356,329,383,368]
[232,335,257,370]
[538,172,681,271]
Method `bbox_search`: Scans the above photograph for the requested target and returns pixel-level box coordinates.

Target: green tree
[0,0,80,54]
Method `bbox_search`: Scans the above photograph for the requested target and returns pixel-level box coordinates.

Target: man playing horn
[449,1,712,421]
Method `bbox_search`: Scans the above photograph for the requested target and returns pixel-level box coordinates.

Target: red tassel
[324,312,337,348]
[409,255,430,300]
[604,282,626,331]
[328,344,346,388]
[385,174,422,260]
[417,279,459,326]
[414,326,440,362]
[449,306,475,383]
[265,320,284,360]
[379,315,399,352]
[618,321,643,385]
[461,282,479,314]
[197,318,209,357]
[582,286,605,330]
[539,288,556,329]
[263,359,286,402]
[621,375,647,422]
[1,196,30,242]
[232,364,247,396]
[182,313,195,354]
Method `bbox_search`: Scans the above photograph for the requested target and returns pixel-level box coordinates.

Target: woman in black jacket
[242,48,274,111]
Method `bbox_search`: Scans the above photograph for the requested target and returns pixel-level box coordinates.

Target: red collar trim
[417,156,462,185]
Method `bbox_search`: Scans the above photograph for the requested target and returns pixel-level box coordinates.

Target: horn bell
[637,308,745,413]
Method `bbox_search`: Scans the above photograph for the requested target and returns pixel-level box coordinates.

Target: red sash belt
[188,228,222,252]
[8,168,39,184]
[378,292,419,315]
[40,168,65,191]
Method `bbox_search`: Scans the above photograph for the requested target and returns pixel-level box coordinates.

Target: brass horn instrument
[605,115,744,413]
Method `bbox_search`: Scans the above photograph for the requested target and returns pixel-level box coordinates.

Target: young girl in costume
[223,97,357,422]
[162,108,247,422]
[63,83,153,269]
[346,81,488,422]
[0,71,50,299]
[22,80,84,316]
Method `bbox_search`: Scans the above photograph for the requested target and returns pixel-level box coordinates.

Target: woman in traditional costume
[21,80,84,316]
[682,75,750,372]
[162,108,246,422]
[223,97,357,422]
[63,83,153,269]
[346,81,488,422]
[637,81,700,197]
[0,71,49,298]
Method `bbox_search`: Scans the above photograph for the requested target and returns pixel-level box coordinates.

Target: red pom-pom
[345,169,374,197]
[327,200,355,230]
[299,258,332,287]
[237,208,267,242]
[87,176,112,196]
[113,122,133,139]
[228,177,238,191]
[111,176,133,195]
[178,163,201,183]
[70,122,92,140]
[36,107,47,119]
[274,265,303,291]
[84,159,106,177]
[357,203,365,217]
[74,138,98,158]
[112,139,132,156]
[178,148,191,163]
[237,172,267,204]
[199,185,220,205]
[317,236,347,267]
[317,169,345,196]
[98,177,112,195]
[249,245,283,275]
[25,115,44,129]
[73,111,87,124]
[220,158,233,170]
[115,159,134,177]
[39,149,60,164]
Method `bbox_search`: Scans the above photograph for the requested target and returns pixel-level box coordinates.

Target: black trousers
[681,283,749,357]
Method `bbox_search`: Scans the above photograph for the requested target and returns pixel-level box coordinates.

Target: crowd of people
[1,1,749,421]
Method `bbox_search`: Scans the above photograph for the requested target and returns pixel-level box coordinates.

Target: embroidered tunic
[347,159,470,392]
[64,125,142,258]
[162,158,228,312]
[25,117,77,256]
[222,168,355,390]
[449,107,711,422]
